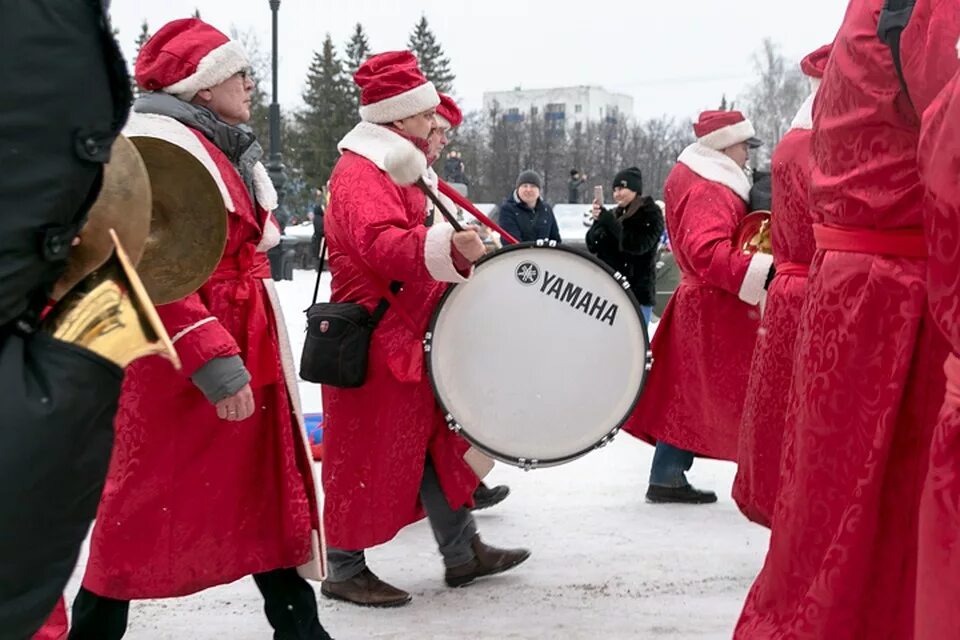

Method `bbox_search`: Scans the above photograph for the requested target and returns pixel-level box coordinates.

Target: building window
[504,107,524,123]
[531,106,538,116]
[574,104,582,113]
[545,103,565,122]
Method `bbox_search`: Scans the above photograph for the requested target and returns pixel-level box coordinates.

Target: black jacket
[585,196,664,306]
[497,192,562,244]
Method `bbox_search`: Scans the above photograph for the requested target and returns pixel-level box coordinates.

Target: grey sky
[111,1,847,122]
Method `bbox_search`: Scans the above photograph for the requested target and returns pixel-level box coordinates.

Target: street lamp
[267,0,285,194]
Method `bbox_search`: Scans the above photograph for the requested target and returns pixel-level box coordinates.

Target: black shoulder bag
[299,238,401,387]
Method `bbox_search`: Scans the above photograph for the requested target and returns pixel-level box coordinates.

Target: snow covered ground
[62,269,770,639]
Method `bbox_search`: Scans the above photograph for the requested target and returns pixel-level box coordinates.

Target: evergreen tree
[344,23,372,113]
[296,34,354,190]
[407,15,455,93]
[132,20,152,96]
[193,8,201,18]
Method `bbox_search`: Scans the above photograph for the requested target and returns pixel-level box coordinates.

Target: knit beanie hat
[515,169,543,190]
[612,167,643,193]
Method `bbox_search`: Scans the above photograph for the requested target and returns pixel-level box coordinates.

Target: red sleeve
[158,293,239,378]
[676,182,772,305]
[333,159,469,284]
[901,0,960,115]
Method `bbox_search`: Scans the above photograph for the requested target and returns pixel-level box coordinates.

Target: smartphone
[593,185,604,204]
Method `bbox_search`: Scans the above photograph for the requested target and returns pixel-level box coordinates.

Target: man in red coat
[69,20,330,639]
[319,51,530,608]
[736,3,960,638]
[733,44,831,528]
[623,110,772,504]
[915,44,960,640]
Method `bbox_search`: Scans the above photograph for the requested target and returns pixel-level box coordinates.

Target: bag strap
[877,0,917,107]
[308,237,403,329]
[310,237,326,306]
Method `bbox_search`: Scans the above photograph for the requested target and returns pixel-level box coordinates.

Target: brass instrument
[42,134,227,369]
[736,210,773,255]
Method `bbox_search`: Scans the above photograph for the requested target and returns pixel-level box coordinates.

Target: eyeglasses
[236,68,251,81]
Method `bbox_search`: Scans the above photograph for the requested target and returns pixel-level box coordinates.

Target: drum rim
[424,240,652,469]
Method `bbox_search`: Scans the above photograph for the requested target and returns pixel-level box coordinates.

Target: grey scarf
[134,92,263,204]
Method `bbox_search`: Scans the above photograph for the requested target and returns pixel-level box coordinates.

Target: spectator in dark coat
[311,187,325,259]
[567,168,587,203]
[498,169,561,244]
[586,166,664,324]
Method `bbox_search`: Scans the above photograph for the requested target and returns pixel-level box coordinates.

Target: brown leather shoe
[320,568,412,607]
[444,534,530,588]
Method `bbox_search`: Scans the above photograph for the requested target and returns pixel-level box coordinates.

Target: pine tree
[132,20,152,96]
[407,15,455,93]
[193,8,201,18]
[344,23,372,112]
[296,35,354,189]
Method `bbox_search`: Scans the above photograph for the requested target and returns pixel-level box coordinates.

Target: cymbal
[51,135,152,301]
[128,136,227,304]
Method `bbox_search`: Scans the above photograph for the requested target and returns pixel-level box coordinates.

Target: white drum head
[427,243,650,467]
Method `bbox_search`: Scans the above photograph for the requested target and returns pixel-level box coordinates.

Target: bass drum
[425,241,651,469]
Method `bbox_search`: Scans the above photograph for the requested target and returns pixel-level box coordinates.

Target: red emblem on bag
[320,320,330,333]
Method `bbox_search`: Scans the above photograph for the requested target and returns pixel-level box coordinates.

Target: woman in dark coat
[586,167,664,323]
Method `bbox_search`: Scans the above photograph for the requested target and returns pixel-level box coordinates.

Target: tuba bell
[735,210,773,255]
[42,134,227,369]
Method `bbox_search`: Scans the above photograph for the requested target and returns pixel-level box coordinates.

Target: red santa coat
[733,113,817,527]
[321,122,480,551]
[736,3,959,638]
[623,145,772,461]
[31,598,66,640]
[916,55,960,640]
[82,113,324,599]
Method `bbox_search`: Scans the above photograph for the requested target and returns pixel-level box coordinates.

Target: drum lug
[444,414,462,433]
[423,331,433,353]
[645,350,654,372]
[517,458,539,471]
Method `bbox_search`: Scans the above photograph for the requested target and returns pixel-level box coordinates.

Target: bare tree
[740,38,807,167]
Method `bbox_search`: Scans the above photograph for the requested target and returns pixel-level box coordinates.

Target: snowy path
[62,270,770,639]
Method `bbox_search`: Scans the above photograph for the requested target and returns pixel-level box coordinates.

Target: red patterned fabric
[32,598,66,640]
[82,128,320,599]
[915,64,960,640]
[735,2,959,637]
[321,150,479,550]
[733,127,815,528]
[622,162,759,461]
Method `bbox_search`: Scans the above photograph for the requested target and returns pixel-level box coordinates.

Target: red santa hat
[800,43,832,79]
[135,18,249,101]
[435,93,463,130]
[693,110,762,151]
[355,51,440,123]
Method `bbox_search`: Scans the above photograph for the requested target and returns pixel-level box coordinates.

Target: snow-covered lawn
[62,269,769,639]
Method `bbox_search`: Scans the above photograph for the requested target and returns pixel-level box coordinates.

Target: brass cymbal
[128,136,227,305]
[51,135,152,301]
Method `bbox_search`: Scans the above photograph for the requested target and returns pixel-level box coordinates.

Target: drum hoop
[424,240,653,469]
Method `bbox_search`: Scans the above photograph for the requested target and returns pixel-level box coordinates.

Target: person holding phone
[585,168,664,324]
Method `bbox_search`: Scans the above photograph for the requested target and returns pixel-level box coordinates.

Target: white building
[481,85,634,130]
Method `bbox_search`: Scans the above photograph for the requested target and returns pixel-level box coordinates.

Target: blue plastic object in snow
[304,413,323,445]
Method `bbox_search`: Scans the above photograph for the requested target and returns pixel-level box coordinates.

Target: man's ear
[194,88,213,104]
[391,119,406,132]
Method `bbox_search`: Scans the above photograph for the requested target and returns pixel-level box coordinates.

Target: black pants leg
[253,568,332,640]
[67,587,130,640]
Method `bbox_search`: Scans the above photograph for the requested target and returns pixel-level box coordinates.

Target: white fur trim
[698,119,757,150]
[256,217,281,253]
[425,222,471,283]
[262,278,326,581]
[124,112,235,212]
[251,162,278,211]
[435,114,452,130]
[790,92,816,131]
[164,41,249,101]
[358,81,439,123]
[338,122,424,179]
[677,143,752,201]
[171,317,217,344]
[738,252,774,306]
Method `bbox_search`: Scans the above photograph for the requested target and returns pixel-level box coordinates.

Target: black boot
[646,484,717,504]
[471,482,510,511]
[253,568,333,639]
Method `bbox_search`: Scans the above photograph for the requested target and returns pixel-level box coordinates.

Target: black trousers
[0,332,122,640]
[68,568,332,640]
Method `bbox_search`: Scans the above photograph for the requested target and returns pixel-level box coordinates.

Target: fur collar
[677,143,752,201]
[790,92,816,131]
[337,121,421,172]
